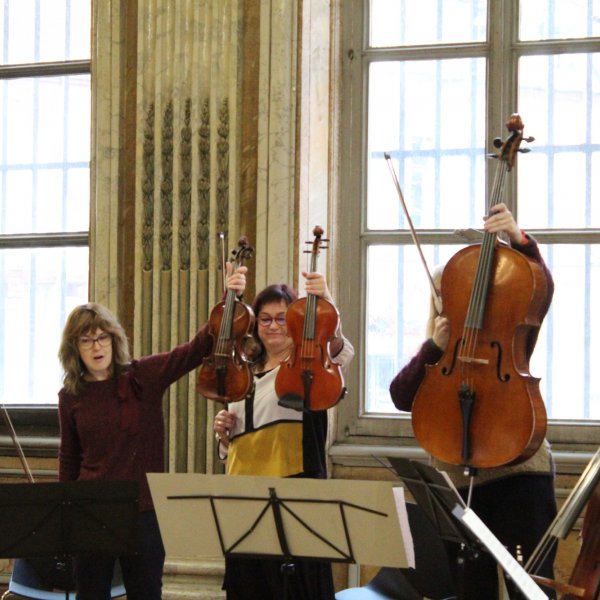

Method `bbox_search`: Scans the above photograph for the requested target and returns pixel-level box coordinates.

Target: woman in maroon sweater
[57,267,246,600]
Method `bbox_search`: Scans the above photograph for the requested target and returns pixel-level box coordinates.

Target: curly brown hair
[58,303,131,395]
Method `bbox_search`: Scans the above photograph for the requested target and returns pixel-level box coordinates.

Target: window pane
[535,244,600,420]
[0,0,91,64]
[370,0,487,47]
[365,243,460,413]
[519,0,600,41]
[0,75,90,233]
[365,242,600,421]
[518,53,600,228]
[368,59,485,230]
[0,247,88,405]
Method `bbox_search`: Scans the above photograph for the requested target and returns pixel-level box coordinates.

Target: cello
[275,226,346,411]
[411,114,548,469]
[197,236,255,403]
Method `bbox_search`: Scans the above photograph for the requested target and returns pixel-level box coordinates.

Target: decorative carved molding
[216,98,230,246]
[142,102,155,271]
[197,98,210,270]
[160,100,174,271]
[179,98,192,271]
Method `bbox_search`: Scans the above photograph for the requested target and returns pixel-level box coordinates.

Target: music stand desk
[148,473,413,570]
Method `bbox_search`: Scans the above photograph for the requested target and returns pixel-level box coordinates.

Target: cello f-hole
[490,341,510,382]
[441,337,463,376]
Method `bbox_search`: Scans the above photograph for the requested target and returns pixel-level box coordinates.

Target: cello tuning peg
[518,148,531,154]
[492,137,503,148]
[487,153,499,159]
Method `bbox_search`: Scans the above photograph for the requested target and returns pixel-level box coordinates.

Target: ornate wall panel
[133,0,244,474]
[91,0,326,479]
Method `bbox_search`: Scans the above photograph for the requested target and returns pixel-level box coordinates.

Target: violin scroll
[232,235,254,264]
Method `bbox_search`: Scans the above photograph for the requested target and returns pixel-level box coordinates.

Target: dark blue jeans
[74,510,165,600]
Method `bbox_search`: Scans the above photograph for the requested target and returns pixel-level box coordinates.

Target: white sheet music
[451,505,548,600]
[392,486,415,568]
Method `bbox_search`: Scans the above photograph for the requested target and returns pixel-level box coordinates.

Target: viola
[197,236,255,403]
[411,114,548,469]
[275,226,346,411]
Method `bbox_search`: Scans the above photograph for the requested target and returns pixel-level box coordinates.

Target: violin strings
[216,289,236,363]
[301,294,316,369]
[300,244,321,370]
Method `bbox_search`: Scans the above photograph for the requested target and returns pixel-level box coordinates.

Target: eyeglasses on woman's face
[78,332,112,350]
[257,314,287,328]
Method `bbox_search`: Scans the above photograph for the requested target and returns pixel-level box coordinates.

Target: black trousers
[223,556,335,600]
[446,473,557,600]
[74,510,165,600]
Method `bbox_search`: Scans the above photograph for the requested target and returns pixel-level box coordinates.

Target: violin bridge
[457,355,489,365]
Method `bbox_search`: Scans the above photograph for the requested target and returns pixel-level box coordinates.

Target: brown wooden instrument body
[197,236,255,403]
[275,295,344,411]
[412,243,548,468]
[563,482,600,600]
[197,298,254,402]
[274,225,345,412]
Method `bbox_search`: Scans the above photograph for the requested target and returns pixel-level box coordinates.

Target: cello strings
[457,159,510,462]
[462,160,508,368]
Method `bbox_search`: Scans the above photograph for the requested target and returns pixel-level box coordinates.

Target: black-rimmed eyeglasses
[257,315,287,327]
[78,333,112,350]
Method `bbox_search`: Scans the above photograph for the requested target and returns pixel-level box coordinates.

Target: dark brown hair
[248,284,298,367]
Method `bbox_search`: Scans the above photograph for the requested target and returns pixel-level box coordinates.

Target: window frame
[334,0,600,451]
[0,57,90,443]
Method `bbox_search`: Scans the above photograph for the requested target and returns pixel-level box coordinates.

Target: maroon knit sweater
[58,323,212,512]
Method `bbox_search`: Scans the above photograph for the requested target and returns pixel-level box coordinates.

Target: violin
[197,236,255,403]
[411,114,548,469]
[275,226,346,411]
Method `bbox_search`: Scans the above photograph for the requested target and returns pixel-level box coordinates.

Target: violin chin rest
[277,393,304,412]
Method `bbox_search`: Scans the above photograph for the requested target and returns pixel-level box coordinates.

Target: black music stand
[388,458,550,600]
[387,458,476,548]
[148,473,412,600]
[0,480,138,600]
